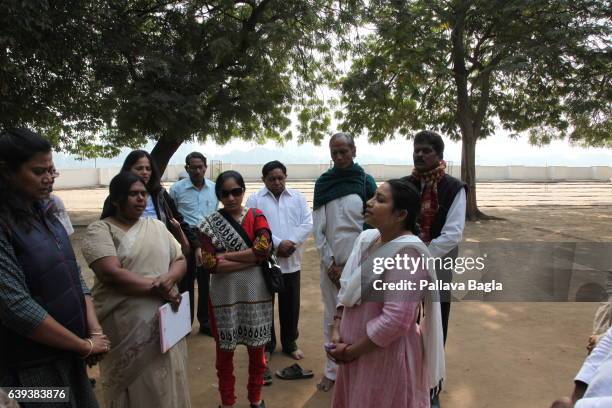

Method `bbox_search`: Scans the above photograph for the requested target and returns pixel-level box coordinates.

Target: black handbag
[261,253,285,294]
[218,208,285,293]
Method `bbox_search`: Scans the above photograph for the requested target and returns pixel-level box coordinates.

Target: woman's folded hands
[151,274,182,309]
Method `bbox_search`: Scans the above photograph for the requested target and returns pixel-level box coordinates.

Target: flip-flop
[275,363,314,380]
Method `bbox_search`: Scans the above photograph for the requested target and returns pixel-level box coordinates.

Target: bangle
[333,315,342,321]
[83,338,94,358]
[90,331,103,336]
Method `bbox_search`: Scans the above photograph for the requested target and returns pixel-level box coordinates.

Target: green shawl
[313,162,377,210]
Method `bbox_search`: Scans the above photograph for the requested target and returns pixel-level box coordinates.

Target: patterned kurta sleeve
[251,209,272,261]
[0,228,48,336]
[199,232,220,273]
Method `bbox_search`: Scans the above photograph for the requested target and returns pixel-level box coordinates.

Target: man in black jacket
[406,130,467,407]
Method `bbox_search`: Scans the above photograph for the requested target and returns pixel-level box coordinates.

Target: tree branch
[473,72,491,132]
[451,1,474,135]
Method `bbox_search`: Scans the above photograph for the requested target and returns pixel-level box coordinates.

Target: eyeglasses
[220,188,244,198]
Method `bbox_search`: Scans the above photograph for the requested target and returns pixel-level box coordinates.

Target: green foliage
[339,0,611,147]
[0,0,110,155]
[1,0,355,158]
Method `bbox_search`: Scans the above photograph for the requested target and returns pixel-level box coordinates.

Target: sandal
[275,363,314,380]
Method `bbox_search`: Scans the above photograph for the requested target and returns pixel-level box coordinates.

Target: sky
[54,130,611,169]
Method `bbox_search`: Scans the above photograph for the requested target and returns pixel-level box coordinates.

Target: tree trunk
[461,133,480,221]
[451,2,490,221]
[150,135,183,175]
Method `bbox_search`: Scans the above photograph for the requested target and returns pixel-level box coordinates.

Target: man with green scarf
[313,132,377,392]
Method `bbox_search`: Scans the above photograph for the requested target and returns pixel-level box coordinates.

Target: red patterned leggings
[216,344,266,406]
[209,300,266,406]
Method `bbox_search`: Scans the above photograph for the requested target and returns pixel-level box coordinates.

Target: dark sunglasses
[220,187,244,198]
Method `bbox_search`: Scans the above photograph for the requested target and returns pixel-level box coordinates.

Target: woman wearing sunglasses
[198,171,273,408]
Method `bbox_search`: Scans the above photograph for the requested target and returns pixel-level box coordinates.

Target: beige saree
[82,217,191,408]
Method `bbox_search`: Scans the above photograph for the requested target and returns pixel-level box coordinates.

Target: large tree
[339,0,611,219]
[0,0,117,157]
[1,0,351,170]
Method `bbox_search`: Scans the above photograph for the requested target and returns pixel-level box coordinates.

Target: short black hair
[329,132,355,148]
[185,152,207,166]
[214,170,245,200]
[262,160,287,178]
[414,130,444,159]
[121,150,162,193]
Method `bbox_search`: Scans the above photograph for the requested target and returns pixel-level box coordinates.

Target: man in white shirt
[312,133,377,392]
[551,327,612,408]
[246,161,313,362]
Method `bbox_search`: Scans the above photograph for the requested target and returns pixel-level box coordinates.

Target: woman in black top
[101,150,198,255]
[0,128,109,408]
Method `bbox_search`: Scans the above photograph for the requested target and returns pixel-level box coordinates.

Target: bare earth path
[57,182,612,408]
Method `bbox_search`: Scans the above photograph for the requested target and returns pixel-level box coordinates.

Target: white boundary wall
[54,164,612,189]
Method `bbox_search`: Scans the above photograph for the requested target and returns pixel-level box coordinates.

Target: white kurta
[313,193,364,380]
[575,327,612,406]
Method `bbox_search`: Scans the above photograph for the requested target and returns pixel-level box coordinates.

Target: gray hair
[329,132,355,148]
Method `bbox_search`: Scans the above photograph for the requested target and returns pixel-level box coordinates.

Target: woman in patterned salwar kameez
[199,171,273,408]
[329,179,446,408]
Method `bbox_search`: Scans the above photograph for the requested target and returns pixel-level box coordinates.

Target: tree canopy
[1,0,352,169]
[339,0,611,218]
[1,0,609,215]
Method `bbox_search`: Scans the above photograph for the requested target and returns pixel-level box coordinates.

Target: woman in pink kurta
[329,179,445,408]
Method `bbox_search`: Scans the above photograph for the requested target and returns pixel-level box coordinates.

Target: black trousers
[440,297,451,345]
[178,250,210,329]
[437,263,454,345]
[266,270,301,354]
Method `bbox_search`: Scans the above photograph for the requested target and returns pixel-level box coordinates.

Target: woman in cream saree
[82,172,190,408]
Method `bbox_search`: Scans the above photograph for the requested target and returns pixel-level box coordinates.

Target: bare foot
[317,376,335,392]
[290,349,305,360]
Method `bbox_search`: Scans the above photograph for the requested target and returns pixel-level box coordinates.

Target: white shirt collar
[186,177,211,190]
[263,186,292,198]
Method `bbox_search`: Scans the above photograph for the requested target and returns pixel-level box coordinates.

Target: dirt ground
[57,182,612,408]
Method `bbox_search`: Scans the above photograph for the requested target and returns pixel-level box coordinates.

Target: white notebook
[159,292,191,353]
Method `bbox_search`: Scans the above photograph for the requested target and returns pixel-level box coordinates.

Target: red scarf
[410,160,447,243]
